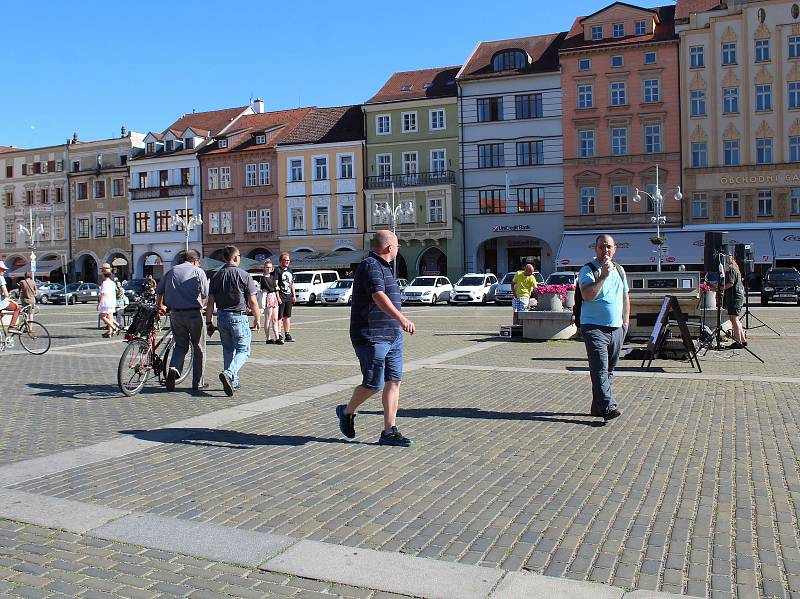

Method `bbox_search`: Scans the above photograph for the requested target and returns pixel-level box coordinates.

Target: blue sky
[1,0,667,148]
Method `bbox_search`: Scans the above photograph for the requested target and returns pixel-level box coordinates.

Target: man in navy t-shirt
[336,230,416,447]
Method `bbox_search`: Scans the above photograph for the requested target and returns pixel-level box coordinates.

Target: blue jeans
[581,323,626,415]
[217,311,251,386]
[353,335,404,390]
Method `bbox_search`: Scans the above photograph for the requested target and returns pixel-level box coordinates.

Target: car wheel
[481,294,487,305]
[761,296,768,306]
[69,296,76,305]
[347,296,352,306]
[308,294,316,306]
[40,295,49,304]
[431,294,438,305]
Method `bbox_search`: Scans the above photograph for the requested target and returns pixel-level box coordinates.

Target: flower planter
[702,291,716,310]
[518,311,576,340]
[563,289,575,309]
[537,292,563,312]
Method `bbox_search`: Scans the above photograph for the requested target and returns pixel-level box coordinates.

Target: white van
[293,270,339,305]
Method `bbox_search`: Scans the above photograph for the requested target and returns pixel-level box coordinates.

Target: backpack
[573,261,625,327]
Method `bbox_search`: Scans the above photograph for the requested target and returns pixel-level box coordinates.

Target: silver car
[495,271,544,305]
[35,283,64,304]
[51,282,100,304]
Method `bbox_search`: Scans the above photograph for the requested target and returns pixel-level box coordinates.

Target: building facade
[67,130,144,282]
[276,106,367,268]
[363,67,463,280]
[557,2,682,271]
[458,34,566,277]
[0,143,70,281]
[129,105,252,278]
[677,0,800,271]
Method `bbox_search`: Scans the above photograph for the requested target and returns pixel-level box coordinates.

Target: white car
[322,278,354,305]
[545,272,580,286]
[293,270,339,305]
[449,273,498,304]
[401,276,453,305]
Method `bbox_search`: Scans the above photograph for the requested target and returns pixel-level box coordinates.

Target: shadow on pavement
[26,382,152,400]
[360,407,605,427]
[120,428,367,449]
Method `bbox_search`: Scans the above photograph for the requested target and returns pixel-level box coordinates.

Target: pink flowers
[535,283,575,302]
[699,282,714,292]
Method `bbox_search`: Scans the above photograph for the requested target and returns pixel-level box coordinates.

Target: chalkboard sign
[641,295,701,373]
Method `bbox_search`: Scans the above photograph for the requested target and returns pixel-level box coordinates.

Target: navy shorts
[353,335,404,390]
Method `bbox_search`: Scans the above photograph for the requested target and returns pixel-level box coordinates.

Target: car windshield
[501,273,515,284]
[294,273,314,283]
[457,276,485,286]
[44,283,63,290]
[330,280,353,289]
[767,270,800,281]
[547,274,575,285]
[409,277,437,287]
[65,284,79,292]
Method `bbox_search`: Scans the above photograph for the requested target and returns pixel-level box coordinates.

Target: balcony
[366,171,455,190]
[130,184,196,200]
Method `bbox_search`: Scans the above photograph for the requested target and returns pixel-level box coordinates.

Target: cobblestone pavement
[3,303,800,598]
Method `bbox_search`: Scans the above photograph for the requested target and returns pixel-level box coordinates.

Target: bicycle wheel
[117,339,151,397]
[160,339,194,385]
[17,321,51,355]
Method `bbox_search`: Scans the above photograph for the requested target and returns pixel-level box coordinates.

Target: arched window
[491,50,527,72]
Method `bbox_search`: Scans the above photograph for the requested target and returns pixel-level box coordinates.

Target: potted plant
[534,284,568,311]
[699,281,716,310]
[649,236,666,246]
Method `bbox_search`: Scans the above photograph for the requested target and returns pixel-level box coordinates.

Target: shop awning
[773,228,800,260]
[289,250,368,270]
[658,229,773,265]
[6,259,63,277]
[556,231,680,267]
[111,257,128,267]
[199,257,224,271]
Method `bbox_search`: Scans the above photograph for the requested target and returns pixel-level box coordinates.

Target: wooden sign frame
[641,295,701,372]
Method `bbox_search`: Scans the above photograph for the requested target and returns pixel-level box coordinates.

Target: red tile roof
[458,33,565,81]
[675,0,722,20]
[278,106,364,146]
[560,5,676,53]
[164,105,249,137]
[0,146,17,153]
[199,108,315,155]
[366,66,461,104]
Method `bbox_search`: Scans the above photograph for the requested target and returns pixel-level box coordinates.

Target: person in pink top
[261,259,282,344]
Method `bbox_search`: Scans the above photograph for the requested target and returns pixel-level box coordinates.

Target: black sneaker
[165,367,178,392]
[219,372,234,397]
[336,404,356,439]
[284,333,295,342]
[603,409,621,422]
[379,426,414,447]
[275,338,285,345]
[265,339,275,345]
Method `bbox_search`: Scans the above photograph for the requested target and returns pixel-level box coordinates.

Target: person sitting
[0,261,21,331]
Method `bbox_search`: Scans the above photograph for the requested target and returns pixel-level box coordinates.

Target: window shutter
[48,160,55,171]
[22,164,27,175]
[33,162,41,174]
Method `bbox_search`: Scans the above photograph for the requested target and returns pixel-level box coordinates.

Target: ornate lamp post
[373,183,414,276]
[171,197,203,255]
[19,208,45,275]
[632,164,682,272]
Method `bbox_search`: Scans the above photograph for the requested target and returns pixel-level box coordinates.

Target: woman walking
[98,270,119,337]
[261,260,282,344]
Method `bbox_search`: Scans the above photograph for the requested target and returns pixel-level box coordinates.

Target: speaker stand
[742,278,780,336]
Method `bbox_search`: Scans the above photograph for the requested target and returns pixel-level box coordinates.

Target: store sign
[719,173,800,185]
[785,235,800,243]
[492,224,530,232]
[698,170,800,189]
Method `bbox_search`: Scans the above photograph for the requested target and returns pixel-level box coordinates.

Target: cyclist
[0,261,21,332]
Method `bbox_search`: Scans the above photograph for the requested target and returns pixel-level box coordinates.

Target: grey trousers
[169,311,206,388]
[581,323,625,415]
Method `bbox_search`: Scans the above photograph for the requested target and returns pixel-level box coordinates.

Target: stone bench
[518,310,577,340]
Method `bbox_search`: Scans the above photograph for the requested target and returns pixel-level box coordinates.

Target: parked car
[761,267,800,305]
[51,282,100,304]
[449,273,498,304]
[396,278,409,289]
[401,276,453,305]
[545,272,580,286]
[494,270,544,305]
[321,278,354,305]
[293,270,339,305]
[35,283,64,304]
[122,279,148,303]
[746,271,762,292]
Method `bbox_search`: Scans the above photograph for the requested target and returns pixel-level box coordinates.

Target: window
[315,205,329,229]
[40,161,48,174]
[184,137,195,150]
[478,143,504,168]
[643,79,660,103]
[138,172,148,188]
[55,160,63,172]
[477,97,503,122]
[221,211,232,234]
[339,155,353,179]
[690,90,706,116]
[517,188,544,213]
[55,187,63,203]
[255,135,266,144]
[24,190,33,205]
[5,165,11,178]
[723,87,739,113]
[313,157,328,180]
[94,180,105,199]
[258,162,270,185]
[429,109,445,130]
[756,137,773,164]
[427,197,444,222]
[491,50,526,71]
[691,142,708,168]
[516,141,544,166]
[591,25,603,40]
[95,217,108,238]
[579,58,591,71]
[580,187,596,215]
[40,188,48,204]
[53,217,65,241]
[644,125,661,153]
[722,42,737,65]
[479,190,505,214]
[790,82,800,109]
[515,94,543,119]
[165,140,174,152]
[611,55,624,68]
[290,207,304,230]
[690,46,705,68]
[792,189,800,215]
[146,142,155,154]
[376,114,391,135]
[208,168,219,190]
[208,212,220,234]
[39,218,51,241]
[790,36,800,59]
[134,212,150,233]
[289,159,303,182]
[377,154,392,179]
[174,209,192,231]
[644,184,658,213]
[757,190,773,216]
[218,139,228,149]
[723,140,740,166]
[154,210,171,232]
[725,192,740,217]
[219,167,231,189]
[113,216,125,237]
[612,23,624,38]
[431,149,447,174]
[579,130,595,158]
[112,178,124,197]
[756,84,772,112]
[755,39,770,62]
[340,204,354,229]
[4,223,14,244]
[635,20,646,35]
[246,164,257,187]
[612,186,629,213]
[402,152,418,177]
[2,192,11,207]
[159,170,169,187]
[611,128,628,155]
[692,193,708,219]
[373,201,389,225]
[401,112,417,132]
[577,84,593,110]
[644,51,656,64]
[78,218,90,239]
[247,209,258,232]
[259,209,271,232]
[610,81,626,106]
[791,136,800,162]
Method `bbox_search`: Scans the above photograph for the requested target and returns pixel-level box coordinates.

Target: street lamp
[632,164,682,272]
[171,196,203,254]
[373,183,414,276]
[19,208,45,274]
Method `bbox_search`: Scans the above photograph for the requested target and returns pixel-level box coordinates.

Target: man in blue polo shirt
[336,230,416,447]
[579,234,629,422]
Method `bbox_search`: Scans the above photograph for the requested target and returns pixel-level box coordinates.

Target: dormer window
[591,25,603,40]
[184,138,195,150]
[613,23,624,38]
[491,49,527,72]
[218,139,228,149]
[146,142,155,154]
[401,84,412,92]
[635,20,646,35]
[255,135,266,144]
[165,140,174,152]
